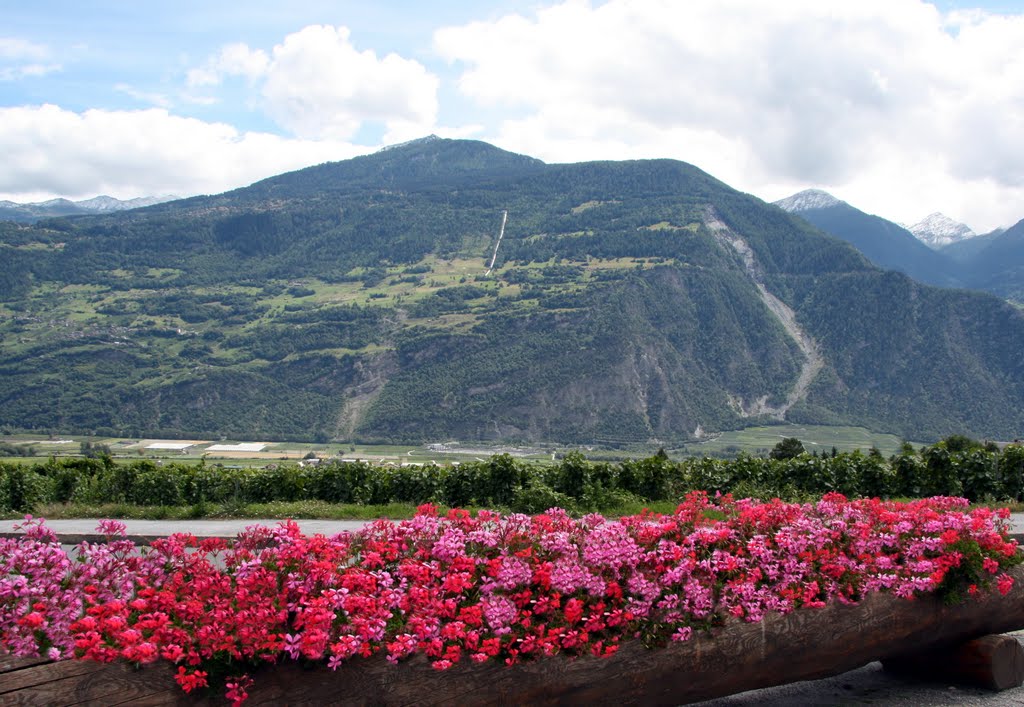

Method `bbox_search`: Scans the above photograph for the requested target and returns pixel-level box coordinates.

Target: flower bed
[1,493,1021,705]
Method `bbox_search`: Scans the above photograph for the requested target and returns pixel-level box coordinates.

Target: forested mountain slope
[954,218,1024,303]
[2,137,1022,443]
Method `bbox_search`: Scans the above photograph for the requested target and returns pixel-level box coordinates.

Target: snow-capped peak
[773,189,845,213]
[907,212,975,249]
[75,195,177,211]
[75,195,125,211]
[0,194,179,222]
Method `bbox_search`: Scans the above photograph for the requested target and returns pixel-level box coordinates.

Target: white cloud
[186,42,270,87]
[114,83,172,108]
[435,0,1024,231]
[0,104,370,201]
[0,37,60,80]
[262,25,438,140]
[0,25,445,202]
[0,64,60,81]
[0,38,49,60]
[189,25,439,141]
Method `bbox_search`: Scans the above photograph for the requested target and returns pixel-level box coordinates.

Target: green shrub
[0,464,51,512]
[854,451,897,498]
[238,467,300,504]
[555,451,590,499]
[440,464,484,508]
[485,455,523,506]
[179,465,235,504]
[131,466,184,506]
[682,457,732,495]
[891,447,927,498]
[92,463,141,504]
[956,449,999,502]
[510,480,575,515]
[921,445,963,497]
[391,465,441,504]
[51,466,84,503]
[1001,445,1024,501]
[306,462,355,504]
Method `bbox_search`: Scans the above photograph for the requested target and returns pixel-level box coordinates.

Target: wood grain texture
[0,655,51,674]
[0,662,187,707]
[0,660,100,694]
[4,564,1024,706]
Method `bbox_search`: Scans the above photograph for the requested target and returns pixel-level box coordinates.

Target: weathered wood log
[883,633,1024,691]
[5,565,1024,706]
[0,656,187,706]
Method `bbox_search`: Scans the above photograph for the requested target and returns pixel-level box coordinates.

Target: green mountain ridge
[957,219,1024,302]
[1,138,1023,443]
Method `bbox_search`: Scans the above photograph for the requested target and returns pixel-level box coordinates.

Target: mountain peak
[242,137,545,200]
[375,134,442,153]
[773,189,845,213]
[367,135,542,167]
[907,212,976,249]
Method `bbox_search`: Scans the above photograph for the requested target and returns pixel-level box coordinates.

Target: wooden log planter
[5,564,1024,706]
[884,634,1024,691]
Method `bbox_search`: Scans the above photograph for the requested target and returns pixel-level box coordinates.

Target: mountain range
[772,190,961,289]
[0,195,178,222]
[775,190,1024,304]
[1,137,1023,444]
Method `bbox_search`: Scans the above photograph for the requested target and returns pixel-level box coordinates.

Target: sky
[2,0,1024,232]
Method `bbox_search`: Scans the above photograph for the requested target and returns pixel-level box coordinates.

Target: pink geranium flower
[1,496,1019,703]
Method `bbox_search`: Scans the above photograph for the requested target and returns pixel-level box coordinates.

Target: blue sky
[2,0,1024,230]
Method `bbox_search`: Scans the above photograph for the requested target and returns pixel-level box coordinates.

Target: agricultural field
[0,424,930,468]
[0,433,556,467]
[688,424,924,458]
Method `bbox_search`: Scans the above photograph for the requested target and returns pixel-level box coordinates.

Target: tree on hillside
[943,434,979,453]
[80,440,112,459]
[770,437,806,460]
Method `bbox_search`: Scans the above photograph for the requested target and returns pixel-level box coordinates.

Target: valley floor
[0,423,926,467]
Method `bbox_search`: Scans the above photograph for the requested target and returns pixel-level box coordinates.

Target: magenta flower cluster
[1,493,1019,705]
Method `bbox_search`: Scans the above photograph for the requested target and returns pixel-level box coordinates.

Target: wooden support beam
[883,633,1024,691]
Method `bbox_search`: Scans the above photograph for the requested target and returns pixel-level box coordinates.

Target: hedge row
[3,439,1024,514]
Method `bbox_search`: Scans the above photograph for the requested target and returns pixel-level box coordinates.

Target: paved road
[0,517,370,544]
[3,513,1023,544]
